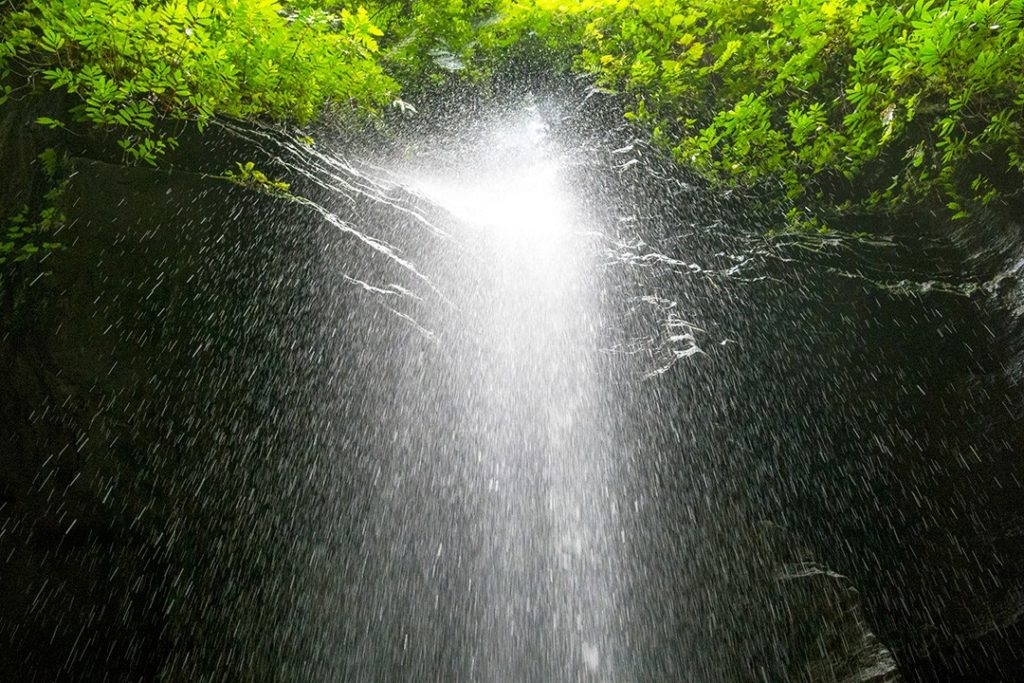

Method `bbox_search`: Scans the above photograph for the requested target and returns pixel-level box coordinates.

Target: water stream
[321,104,632,680]
[169,95,901,680]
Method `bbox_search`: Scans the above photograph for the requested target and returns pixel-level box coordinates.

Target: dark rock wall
[1,156,335,679]
[2,96,1024,681]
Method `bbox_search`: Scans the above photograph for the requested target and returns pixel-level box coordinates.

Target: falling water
[254,94,906,681]
[321,104,632,680]
[154,94,900,680]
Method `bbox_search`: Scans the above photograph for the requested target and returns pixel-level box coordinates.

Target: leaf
[39,28,66,53]
[35,116,66,129]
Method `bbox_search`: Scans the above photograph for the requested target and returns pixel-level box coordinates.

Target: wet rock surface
[1,158,307,678]
[2,92,1024,680]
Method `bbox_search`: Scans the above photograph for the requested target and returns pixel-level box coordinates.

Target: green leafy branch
[221,161,293,198]
[2,0,398,166]
[1,148,68,267]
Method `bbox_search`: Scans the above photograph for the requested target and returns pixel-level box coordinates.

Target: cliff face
[2,93,1024,680]
[0,113,438,678]
[608,196,1024,680]
[0,156,316,679]
[903,213,1024,678]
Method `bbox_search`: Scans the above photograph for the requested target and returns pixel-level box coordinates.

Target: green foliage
[4,0,1024,223]
[369,0,505,86]
[2,0,398,164]
[461,0,1024,221]
[222,161,293,197]
[1,149,68,266]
